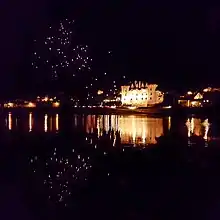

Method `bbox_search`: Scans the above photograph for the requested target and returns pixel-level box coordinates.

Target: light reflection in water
[186,118,210,141]
[3,113,214,146]
[44,114,48,132]
[8,112,12,130]
[168,116,171,131]
[203,119,210,140]
[86,115,165,145]
[56,114,59,132]
[29,112,33,132]
[5,113,60,133]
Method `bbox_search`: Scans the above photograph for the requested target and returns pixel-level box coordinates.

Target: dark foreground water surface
[1,111,220,220]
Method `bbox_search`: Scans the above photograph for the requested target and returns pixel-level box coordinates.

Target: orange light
[42,96,49,102]
[55,114,59,131]
[97,90,103,95]
[44,114,48,132]
[28,102,36,108]
[128,106,136,110]
[29,112,33,132]
[8,112,12,130]
[163,106,172,109]
[52,102,60,107]
[7,102,14,108]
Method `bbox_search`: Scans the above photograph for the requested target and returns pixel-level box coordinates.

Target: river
[1,111,220,219]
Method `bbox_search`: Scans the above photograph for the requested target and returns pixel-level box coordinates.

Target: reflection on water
[168,116,171,131]
[4,112,220,147]
[8,112,12,130]
[56,114,59,131]
[29,112,33,132]
[44,114,48,132]
[203,119,210,141]
[85,115,164,145]
[186,118,210,141]
[4,112,60,133]
[5,113,167,145]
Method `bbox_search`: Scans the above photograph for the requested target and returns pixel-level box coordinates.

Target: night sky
[1,1,220,97]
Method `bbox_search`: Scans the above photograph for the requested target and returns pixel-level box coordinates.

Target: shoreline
[0,106,171,115]
[0,106,218,117]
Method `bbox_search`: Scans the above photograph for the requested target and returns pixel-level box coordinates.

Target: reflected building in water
[186,118,210,141]
[85,115,165,145]
[4,112,219,147]
[4,113,168,145]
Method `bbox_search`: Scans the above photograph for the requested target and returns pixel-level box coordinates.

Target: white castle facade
[121,81,164,107]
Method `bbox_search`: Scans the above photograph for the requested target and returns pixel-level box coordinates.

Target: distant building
[178,87,220,108]
[121,81,164,107]
[178,92,204,107]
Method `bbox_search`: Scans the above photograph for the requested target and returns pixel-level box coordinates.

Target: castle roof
[129,81,148,89]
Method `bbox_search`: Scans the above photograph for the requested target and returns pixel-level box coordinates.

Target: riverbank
[0,106,171,116]
[1,105,220,118]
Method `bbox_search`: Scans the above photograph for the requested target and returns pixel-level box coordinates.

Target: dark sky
[1,1,220,97]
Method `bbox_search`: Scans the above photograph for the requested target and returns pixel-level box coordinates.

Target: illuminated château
[121,81,164,107]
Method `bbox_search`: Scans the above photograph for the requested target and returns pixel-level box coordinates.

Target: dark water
[1,111,220,220]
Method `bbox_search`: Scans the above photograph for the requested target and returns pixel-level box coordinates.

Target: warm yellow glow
[52,102,60,107]
[128,106,137,110]
[94,115,164,145]
[42,96,49,102]
[186,119,191,137]
[44,114,48,132]
[163,106,172,109]
[97,90,103,95]
[121,81,164,107]
[179,99,202,108]
[191,101,201,107]
[203,119,210,140]
[194,93,203,100]
[203,87,212,92]
[85,115,96,133]
[187,100,190,107]
[55,114,59,131]
[104,115,110,131]
[168,116,171,131]
[187,91,193,95]
[8,113,12,130]
[28,102,36,108]
[5,102,14,108]
[186,118,210,139]
[190,118,195,134]
[29,112,33,132]
[97,116,101,137]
